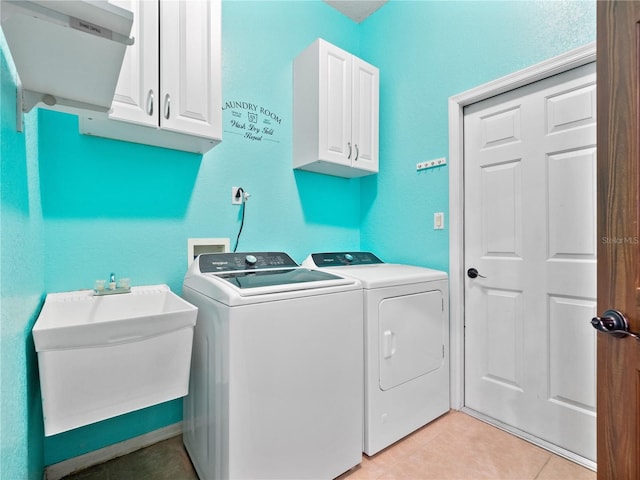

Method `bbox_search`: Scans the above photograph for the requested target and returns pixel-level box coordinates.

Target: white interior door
[463,62,597,461]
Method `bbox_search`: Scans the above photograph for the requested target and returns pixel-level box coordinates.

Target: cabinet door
[351,57,379,173]
[160,0,222,140]
[108,0,159,128]
[318,40,353,167]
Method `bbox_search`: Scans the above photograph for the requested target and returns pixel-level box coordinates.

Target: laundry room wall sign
[223,100,283,143]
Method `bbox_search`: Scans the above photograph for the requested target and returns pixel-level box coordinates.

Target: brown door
[596,2,640,478]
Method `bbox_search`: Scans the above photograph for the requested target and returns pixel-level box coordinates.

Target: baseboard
[45,422,183,480]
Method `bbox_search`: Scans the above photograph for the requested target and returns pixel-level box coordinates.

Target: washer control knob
[344,253,354,263]
[245,254,257,265]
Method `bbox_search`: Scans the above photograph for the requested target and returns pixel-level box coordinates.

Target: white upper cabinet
[107,0,158,128]
[80,0,222,154]
[160,0,220,139]
[351,57,379,173]
[293,39,379,178]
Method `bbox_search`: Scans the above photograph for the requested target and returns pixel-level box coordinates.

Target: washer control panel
[199,252,297,273]
[310,252,383,267]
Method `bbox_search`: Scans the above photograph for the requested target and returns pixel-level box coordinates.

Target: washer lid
[184,252,361,304]
[196,252,346,290]
[215,268,344,290]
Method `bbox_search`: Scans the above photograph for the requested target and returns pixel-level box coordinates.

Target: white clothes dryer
[182,252,363,480]
[304,252,449,456]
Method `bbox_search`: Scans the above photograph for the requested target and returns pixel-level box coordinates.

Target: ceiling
[323,0,388,23]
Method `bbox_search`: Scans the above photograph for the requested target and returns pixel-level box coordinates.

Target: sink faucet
[94,273,131,296]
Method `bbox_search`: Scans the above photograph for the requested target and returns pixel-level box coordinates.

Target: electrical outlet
[232,186,243,205]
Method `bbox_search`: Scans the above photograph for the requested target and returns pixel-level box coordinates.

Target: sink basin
[33,284,197,350]
[32,284,198,436]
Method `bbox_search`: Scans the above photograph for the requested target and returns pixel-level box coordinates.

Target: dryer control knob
[245,254,257,265]
[344,253,354,263]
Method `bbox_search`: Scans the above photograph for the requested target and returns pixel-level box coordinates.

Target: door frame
[447,43,596,410]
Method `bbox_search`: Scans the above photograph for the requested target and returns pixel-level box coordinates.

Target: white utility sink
[32,284,198,436]
[33,284,197,350]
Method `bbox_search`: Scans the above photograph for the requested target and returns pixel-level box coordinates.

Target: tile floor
[62,411,595,480]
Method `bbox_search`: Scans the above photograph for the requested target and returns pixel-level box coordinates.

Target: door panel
[464,62,597,461]
[547,149,597,257]
[481,106,521,148]
[548,296,596,410]
[481,160,522,257]
[546,83,596,134]
[483,289,523,389]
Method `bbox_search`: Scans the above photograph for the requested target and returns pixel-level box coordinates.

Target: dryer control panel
[310,252,383,267]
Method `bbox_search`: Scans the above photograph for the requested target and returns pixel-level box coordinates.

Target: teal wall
[1,33,45,480]
[359,1,596,270]
[0,1,596,477]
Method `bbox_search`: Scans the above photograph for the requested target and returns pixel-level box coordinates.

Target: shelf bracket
[15,84,111,132]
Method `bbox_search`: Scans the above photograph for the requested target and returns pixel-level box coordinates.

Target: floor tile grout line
[532,454,552,480]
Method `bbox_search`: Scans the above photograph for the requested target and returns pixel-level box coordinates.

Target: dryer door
[379,290,444,391]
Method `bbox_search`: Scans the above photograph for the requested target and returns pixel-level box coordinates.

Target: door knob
[591,309,640,340]
[467,268,486,279]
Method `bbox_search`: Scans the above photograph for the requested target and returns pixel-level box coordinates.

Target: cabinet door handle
[164,93,171,120]
[347,142,352,159]
[354,144,359,161]
[146,90,154,116]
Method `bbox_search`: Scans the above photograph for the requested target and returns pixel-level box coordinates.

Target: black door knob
[467,268,486,279]
[591,309,638,339]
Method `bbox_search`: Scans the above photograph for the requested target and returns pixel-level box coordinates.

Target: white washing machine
[304,252,449,456]
[182,252,363,480]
